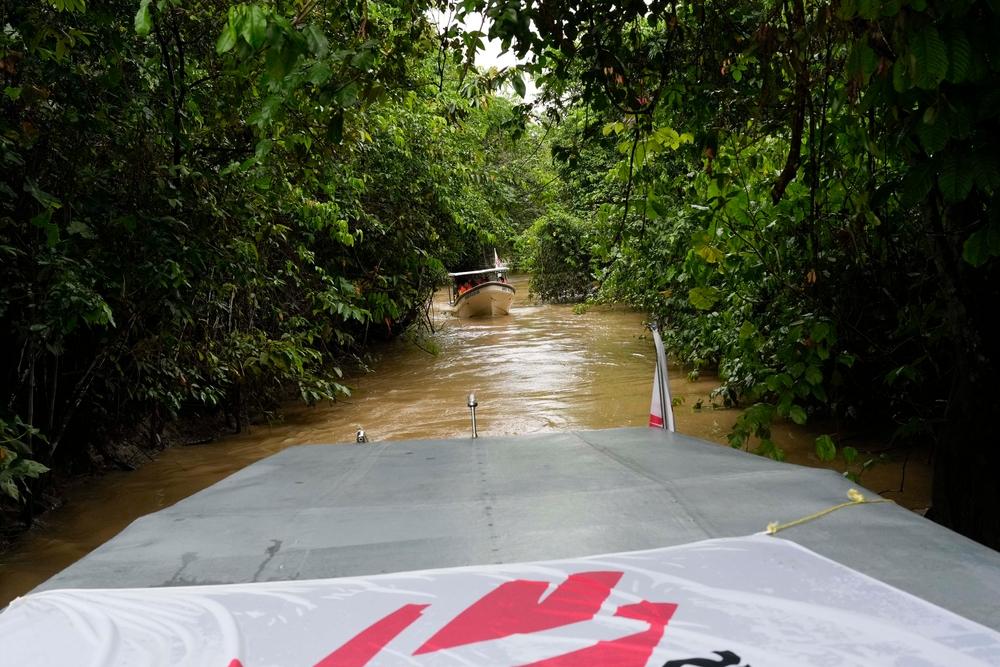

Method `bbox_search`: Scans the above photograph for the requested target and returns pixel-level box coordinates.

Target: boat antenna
[467,393,479,438]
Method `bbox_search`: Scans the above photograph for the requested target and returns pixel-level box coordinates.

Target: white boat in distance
[448,267,515,318]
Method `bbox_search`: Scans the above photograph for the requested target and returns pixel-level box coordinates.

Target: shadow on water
[0,274,930,605]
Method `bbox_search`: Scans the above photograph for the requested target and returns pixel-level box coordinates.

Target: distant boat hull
[453,282,515,318]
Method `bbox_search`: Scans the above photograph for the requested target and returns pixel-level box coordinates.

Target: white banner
[2,535,998,666]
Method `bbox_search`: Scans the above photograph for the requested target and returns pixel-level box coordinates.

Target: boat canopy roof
[20,427,1000,632]
[448,267,509,277]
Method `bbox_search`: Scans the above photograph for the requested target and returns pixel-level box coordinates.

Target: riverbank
[0,410,250,553]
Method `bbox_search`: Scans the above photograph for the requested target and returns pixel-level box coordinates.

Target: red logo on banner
[415,570,623,654]
[521,601,677,666]
[316,604,430,667]
[229,571,680,667]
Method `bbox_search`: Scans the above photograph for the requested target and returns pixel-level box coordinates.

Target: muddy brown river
[0,275,930,605]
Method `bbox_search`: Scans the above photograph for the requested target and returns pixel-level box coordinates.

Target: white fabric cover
[2,534,998,667]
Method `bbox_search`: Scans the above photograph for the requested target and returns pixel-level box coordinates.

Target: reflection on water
[0,275,930,605]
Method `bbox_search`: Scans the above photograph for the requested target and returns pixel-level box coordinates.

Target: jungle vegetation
[2,0,999,551]
[501,0,1000,548]
[0,0,551,533]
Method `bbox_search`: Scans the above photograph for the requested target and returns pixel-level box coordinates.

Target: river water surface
[0,275,930,605]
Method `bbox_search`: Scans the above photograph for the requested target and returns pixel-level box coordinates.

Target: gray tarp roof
[32,428,1000,631]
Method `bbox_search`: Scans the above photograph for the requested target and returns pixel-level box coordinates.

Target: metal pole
[467,393,478,438]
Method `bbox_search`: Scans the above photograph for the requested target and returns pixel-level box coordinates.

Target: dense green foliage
[0,0,547,524]
[3,0,999,551]
[517,208,593,301]
[485,0,1000,546]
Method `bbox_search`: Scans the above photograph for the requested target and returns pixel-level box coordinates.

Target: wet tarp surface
[30,428,1000,631]
[7,535,1000,666]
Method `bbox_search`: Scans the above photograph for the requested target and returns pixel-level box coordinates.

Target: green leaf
[962,223,1000,266]
[878,0,902,16]
[842,446,859,466]
[804,366,823,386]
[946,30,972,83]
[134,0,153,36]
[67,219,96,239]
[857,0,880,19]
[755,438,785,461]
[811,321,832,344]
[837,0,857,19]
[512,73,526,98]
[909,26,948,90]
[48,0,87,11]
[789,404,807,425]
[266,43,299,81]
[24,179,61,209]
[695,244,725,264]
[972,152,1000,193]
[916,109,950,154]
[307,61,332,85]
[334,82,359,107]
[811,383,829,402]
[16,459,49,477]
[30,210,59,246]
[646,194,668,219]
[303,24,329,57]
[350,49,376,71]
[241,4,268,49]
[738,321,758,342]
[815,435,837,462]
[688,286,721,310]
[847,40,877,83]
[938,152,974,202]
[0,478,18,501]
[216,24,238,54]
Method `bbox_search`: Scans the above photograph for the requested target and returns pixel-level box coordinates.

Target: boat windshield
[450,268,509,298]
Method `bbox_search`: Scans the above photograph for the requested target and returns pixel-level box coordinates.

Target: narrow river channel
[0,275,930,605]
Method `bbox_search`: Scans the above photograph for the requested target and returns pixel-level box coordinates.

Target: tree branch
[770,0,807,204]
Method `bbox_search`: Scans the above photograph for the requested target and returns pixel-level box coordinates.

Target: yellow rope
[765,488,894,536]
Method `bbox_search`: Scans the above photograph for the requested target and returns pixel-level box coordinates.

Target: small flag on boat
[494,248,502,267]
[649,324,675,431]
